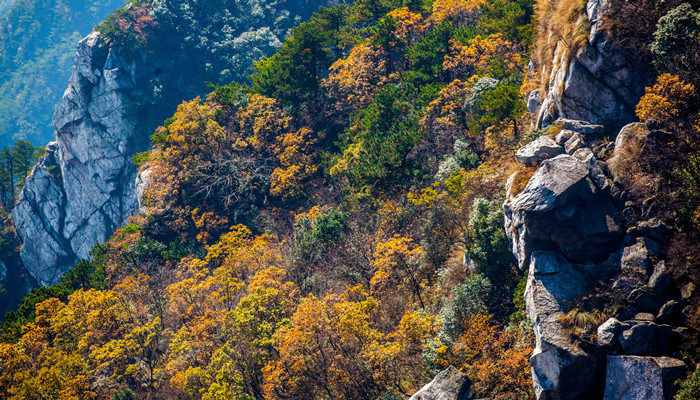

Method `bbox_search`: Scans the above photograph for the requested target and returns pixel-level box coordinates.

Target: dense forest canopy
[2,0,700,398]
[0,0,333,149]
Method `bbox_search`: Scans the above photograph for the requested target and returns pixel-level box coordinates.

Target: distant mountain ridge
[0,0,124,148]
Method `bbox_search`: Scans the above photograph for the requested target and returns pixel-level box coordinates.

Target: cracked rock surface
[534,0,653,133]
[12,33,152,286]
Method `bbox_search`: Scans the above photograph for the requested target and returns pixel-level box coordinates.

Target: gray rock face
[535,0,651,131]
[629,286,666,315]
[649,261,671,293]
[409,366,471,400]
[505,154,622,270]
[657,300,682,325]
[135,167,154,214]
[12,33,152,286]
[564,133,585,155]
[603,356,685,400]
[555,118,606,136]
[527,89,542,127]
[515,136,564,165]
[620,241,651,279]
[505,133,631,399]
[555,129,576,146]
[619,323,671,356]
[511,155,592,214]
[597,318,622,347]
[523,251,600,400]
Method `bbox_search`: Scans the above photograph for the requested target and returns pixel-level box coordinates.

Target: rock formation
[409,366,472,400]
[505,119,689,399]
[510,3,692,395]
[533,0,653,132]
[12,32,162,286]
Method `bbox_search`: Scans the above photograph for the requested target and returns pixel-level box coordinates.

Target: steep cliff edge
[530,0,653,132]
[506,121,689,399]
[509,1,694,398]
[12,32,156,286]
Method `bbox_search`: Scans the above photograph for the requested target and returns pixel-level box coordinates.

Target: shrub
[558,307,605,343]
[651,4,700,83]
[465,195,518,301]
[438,273,493,345]
[676,368,700,400]
[132,150,150,167]
[603,0,669,61]
[636,74,695,126]
[95,5,155,58]
[673,151,700,228]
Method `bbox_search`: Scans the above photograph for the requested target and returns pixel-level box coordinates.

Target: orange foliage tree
[431,0,487,26]
[323,43,396,113]
[435,314,534,400]
[636,73,695,125]
[444,34,523,79]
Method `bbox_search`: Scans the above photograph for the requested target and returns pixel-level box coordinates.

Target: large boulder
[515,136,564,165]
[510,155,592,213]
[606,122,652,183]
[504,155,622,270]
[619,323,671,356]
[597,318,623,347]
[620,240,652,279]
[409,366,471,400]
[603,356,686,400]
[555,118,605,136]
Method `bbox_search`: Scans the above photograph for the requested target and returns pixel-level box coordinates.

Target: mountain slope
[2,0,700,399]
[10,0,335,288]
[0,0,124,147]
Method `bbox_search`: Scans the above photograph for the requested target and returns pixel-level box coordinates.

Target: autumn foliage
[0,0,540,398]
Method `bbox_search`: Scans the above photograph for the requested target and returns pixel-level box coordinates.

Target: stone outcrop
[505,120,689,399]
[515,136,564,165]
[12,32,163,286]
[603,356,686,400]
[505,151,622,271]
[409,366,471,400]
[135,167,154,214]
[534,0,652,132]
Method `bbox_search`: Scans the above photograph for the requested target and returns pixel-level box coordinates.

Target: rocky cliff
[509,1,691,398]
[12,32,158,286]
[530,0,653,133]
[506,120,689,399]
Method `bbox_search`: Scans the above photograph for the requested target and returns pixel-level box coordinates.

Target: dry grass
[559,307,606,343]
[506,164,537,199]
[614,128,662,201]
[545,124,562,139]
[535,0,591,95]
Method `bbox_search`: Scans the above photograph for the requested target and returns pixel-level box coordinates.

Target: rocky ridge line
[504,120,689,399]
[528,0,653,133]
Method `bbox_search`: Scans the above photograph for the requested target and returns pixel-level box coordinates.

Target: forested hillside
[0,0,124,147]
[0,0,329,148]
[0,0,13,16]
[1,0,700,399]
[1,0,538,398]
